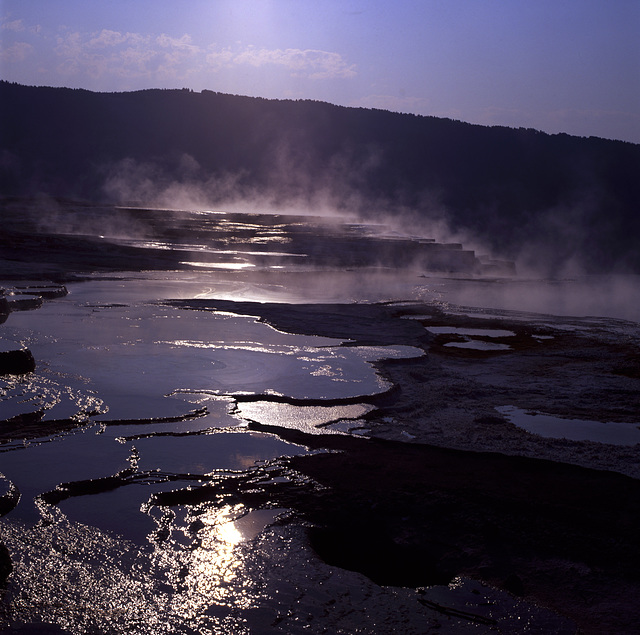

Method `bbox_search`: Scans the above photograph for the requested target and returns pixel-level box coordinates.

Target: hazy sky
[2,0,639,143]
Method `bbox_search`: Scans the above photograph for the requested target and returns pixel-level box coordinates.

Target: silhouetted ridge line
[1,81,639,273]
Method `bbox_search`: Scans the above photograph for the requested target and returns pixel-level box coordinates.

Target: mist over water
[5,194,639,321]
[427,274,640,323]
[102,200,640,322]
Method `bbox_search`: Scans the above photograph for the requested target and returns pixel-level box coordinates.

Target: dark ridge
[2,81,639,273]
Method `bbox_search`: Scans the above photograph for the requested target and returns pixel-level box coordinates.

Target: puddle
[496,405,640,446]
[0,424,131,524]
[132,430,306,474]
[426,326,514,351]
[235,402,375,435]
[432,275,640,322]
[426,326,515,337]
[2,205,638,634]
[189,505,287,545]
[181,261,256,270]
[0,277,420,546]
[444,341,512,351]
[0,418,306,539]
[399,314,433,321]
[54,431,305,544]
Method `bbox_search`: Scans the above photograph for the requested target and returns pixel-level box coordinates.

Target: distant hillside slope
[1,81,639,273]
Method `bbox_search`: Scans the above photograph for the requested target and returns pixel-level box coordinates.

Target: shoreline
[171,296,640,480]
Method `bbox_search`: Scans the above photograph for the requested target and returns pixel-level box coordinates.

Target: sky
[1,0,639,144]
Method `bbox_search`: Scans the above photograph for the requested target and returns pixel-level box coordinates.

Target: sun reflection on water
[184,508,248,609]
[162,503,287,622]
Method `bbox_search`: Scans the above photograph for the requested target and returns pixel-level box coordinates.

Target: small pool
[426,327,515,337]
[445,341,511,351]
[496,405,640,446]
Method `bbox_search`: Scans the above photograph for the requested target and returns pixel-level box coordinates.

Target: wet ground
[1,202,640,633]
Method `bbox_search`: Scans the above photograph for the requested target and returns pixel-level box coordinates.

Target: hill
[1,81,639,274]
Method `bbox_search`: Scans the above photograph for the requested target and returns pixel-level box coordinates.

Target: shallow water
[1,212,639,544]
[496,405,640,446]
[426,326,515,337]
[444,340,512,351]
[235,402,375,435]
[4,265,635,545]
[1,206,639,632]
[0,272,425,543]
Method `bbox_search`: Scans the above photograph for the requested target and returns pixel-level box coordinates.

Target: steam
[98,145,638,281]
[24,196,151,242]
[6,172,640,321]
[100,151,503,272]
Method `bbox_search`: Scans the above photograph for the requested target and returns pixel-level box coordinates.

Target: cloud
[205,47,235,70]
[1,18,24,32]
[87,29,131,48]
[1,18,41,34]
[155,33,200,78]
[231,47,356,79]
[0,41,34,62]
[49,25,355,85]
[55,29,194,80]
[156,33,199,53]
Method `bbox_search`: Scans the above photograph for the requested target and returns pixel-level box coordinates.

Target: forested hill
[2,81,639,273]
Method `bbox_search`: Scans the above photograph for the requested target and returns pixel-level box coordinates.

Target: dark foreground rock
[0,347,35,376]
[150,428,640,634]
